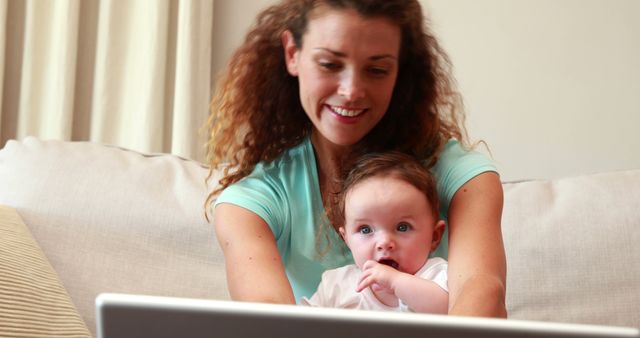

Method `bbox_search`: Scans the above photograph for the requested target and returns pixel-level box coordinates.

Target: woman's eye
[358,225,372,234]
[368,67,389,76]
[319,62,340,71]
[397,223,411,232]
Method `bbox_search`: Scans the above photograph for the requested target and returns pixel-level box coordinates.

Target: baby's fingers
[361,260,379,271]
[356,272,375,292]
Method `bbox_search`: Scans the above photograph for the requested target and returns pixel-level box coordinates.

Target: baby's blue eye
[397,223,410,232]
[359,225,372,234]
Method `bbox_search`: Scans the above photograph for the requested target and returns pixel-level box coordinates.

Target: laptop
[95,293,639,338]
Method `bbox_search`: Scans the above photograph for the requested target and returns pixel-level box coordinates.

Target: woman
[206,0,506,317]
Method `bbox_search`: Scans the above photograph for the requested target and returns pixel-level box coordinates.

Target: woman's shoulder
[252,138,313,174]
[215,137,317,213]
[226,138,313,186]
[433,139,492,169]
[214,138,317,237]
[431,139,498,211]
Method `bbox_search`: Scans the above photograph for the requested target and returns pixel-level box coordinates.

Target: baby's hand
[356,260,402,293]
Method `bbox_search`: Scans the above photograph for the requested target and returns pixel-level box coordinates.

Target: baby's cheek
[351,251,369,270]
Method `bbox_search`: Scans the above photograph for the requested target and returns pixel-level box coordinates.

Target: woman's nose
[338,71,365,102]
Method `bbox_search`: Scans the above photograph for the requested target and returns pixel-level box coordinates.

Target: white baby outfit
[301,257,448,312]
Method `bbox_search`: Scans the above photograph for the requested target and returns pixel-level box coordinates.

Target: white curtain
[0,0,214,162]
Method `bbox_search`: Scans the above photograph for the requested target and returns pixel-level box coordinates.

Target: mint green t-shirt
[214,137,497,301]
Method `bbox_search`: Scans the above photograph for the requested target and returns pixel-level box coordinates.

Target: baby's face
[339,176,443,275]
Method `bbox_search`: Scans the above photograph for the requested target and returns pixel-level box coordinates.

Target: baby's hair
[328,152,440,231]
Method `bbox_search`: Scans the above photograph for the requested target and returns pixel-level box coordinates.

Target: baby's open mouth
[378,259,399,270]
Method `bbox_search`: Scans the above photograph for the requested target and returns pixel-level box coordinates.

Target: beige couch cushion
[2,136,639,331]
[0,205,91,337]
[0,137,228,337]
[502,169,640,327]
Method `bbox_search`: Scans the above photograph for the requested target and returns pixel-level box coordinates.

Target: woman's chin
[312,130,363,149]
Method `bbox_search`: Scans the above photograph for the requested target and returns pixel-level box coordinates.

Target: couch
[0,137,638,337]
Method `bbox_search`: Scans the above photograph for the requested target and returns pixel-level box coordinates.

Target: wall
[211,0,640,181]
[425,0,640,181]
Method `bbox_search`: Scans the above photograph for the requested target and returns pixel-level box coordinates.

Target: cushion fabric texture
[0,137,228,337]
[1,136,639,332]
[502,169,640,327]
[0,205,91,337]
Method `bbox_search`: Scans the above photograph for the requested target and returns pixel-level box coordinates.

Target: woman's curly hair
[205,0,467,215]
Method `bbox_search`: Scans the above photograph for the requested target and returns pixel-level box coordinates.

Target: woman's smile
[284,6,400,147]
[327,105,367,118]
[325,104,368,124]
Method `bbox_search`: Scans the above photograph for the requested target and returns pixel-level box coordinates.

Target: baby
[302,152,448,313]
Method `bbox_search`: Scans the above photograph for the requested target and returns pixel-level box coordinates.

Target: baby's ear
[338,227,347,241]
[430,220,446,252]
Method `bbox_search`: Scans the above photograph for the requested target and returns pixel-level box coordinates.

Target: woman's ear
[430,220,446,252]
[282,30,299,76]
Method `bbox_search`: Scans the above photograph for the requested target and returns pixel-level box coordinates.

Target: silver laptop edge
[96,293,639,338]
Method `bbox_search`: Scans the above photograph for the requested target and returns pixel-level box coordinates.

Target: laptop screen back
[95,293,639,338]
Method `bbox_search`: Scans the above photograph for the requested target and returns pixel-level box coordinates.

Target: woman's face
[284,7,401,148]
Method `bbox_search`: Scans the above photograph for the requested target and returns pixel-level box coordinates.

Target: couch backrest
[502,169,640,327]
[0,137,228,336]
[1,137,639,333]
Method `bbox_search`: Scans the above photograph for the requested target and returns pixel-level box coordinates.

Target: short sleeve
[214,167,287,240]
[431,140,498,215]
[417,257,449,292]
[399,258,449,312]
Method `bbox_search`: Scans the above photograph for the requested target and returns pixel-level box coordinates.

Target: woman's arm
[446,171,507,317]
[214,203,296,304]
